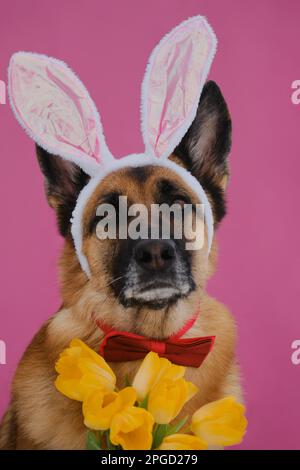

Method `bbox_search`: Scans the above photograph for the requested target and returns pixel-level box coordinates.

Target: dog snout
[134,240,176,272]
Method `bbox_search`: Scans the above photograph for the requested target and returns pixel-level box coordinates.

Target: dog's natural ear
[173,81,232,223]
[36,145,90,237]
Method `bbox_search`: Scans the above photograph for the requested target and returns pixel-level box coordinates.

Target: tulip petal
[158,362,185,382]
[55,355,82,379]
[83,387,137,431]
[192,396,244,423]
[71,338,116,375]
[159,433,208,450]
[117,387,137,407]
[55,339,117,403]
[148,378,195,425]
[132,352,161,401]
[78,358,116,390]
[195,421,247,446]
[83,389,118,430]
[110,406,154,450]
[186,381,199,401]
[191,396,248,447]
[55,376,87,401]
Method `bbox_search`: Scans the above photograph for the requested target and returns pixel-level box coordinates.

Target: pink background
[0,0,299,450]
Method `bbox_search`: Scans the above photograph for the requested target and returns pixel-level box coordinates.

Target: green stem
[183,424,191,433]
[105,431,111,450]
[152,424,168,449]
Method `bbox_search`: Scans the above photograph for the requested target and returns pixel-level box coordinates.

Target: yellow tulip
[132,351,185,401]
[158,433,208,450]
[110,406,154,450]
[83,387,137,430]
[191,396,248,447]
[148,378,198,424]
[55,338,116,401]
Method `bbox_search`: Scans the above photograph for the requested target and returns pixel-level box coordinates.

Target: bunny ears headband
[8,16,217,276]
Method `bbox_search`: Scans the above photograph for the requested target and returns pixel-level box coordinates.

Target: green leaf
[166,415,189,436]
[86,430,101,450]
[106,431,111,449]
[152,424,169,449]
[124,374,131,387]
[151,416,190,449]
[138,395,149,409]
[105,430,119,450]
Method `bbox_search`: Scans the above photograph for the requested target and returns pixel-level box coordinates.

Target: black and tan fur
[0,81,242,450]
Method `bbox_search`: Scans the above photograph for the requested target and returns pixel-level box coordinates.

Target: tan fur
[0,165,242,449]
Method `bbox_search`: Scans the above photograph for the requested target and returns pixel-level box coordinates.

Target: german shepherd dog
[0,79,242,449]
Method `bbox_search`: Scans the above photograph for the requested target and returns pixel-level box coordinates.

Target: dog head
[36,79,231,311]
[8,17,231,335]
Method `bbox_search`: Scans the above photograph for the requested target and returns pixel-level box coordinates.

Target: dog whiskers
[97,275,127,293]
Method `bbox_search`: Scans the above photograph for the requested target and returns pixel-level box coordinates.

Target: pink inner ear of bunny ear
[9,52,112,176]
[141,16,217,159]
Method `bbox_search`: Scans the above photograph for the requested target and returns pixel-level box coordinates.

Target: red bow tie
[97,315,215,368]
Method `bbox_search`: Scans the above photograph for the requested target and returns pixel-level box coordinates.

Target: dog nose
[134,240,176,271]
